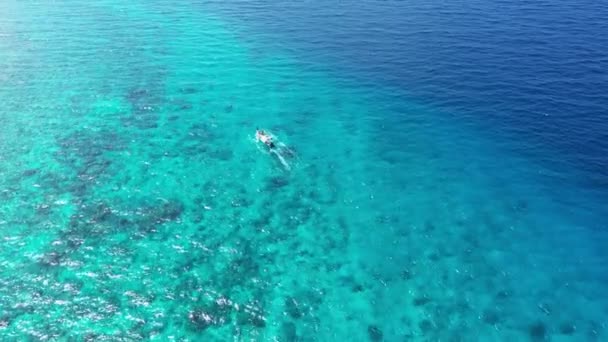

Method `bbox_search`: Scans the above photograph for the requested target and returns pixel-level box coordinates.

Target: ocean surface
[1,0,607,340]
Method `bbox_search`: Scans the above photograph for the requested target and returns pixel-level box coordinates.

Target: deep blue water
[209,0,608,190]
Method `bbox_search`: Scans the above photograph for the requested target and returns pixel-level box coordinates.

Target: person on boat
[256,129,275,149]
[255,128,295,170]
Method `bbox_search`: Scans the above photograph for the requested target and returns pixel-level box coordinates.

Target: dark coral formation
[368,324,383,342]
[413,295,431,307]
[559,322,576,335]
[529,321,547,341]
[188,300,232,331]
[123,87,163,129]
[285,297,303,319]
[482,309,501,325]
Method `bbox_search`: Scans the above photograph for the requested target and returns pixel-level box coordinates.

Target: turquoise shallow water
[1,1,607,341]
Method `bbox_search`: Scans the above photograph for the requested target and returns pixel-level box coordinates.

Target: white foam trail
[272,150,291,170]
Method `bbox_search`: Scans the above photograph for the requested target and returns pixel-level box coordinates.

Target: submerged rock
[495,289,511,300]
[78,160,111,182]
[513,199,529,212]
[91,203,113,223]
[419,319,433,335]
[352,284,364,293]
[529,321,547,341]
[188,310,216,331]
[129,117,159,130]
[126,88,150,102]
[179,103,193,111]
[236,310,266,328]
[266,176,289,190]
[228,255,259,283]
[559,322,576,335]
[413,296,431,307]
[401,269,413,281]
[209,148,233,161]
[368,325,383,341]
[39,251,63,267]
[285,297,303,319]
[143,200,184,223]
[188,123,215,140]
[236,300,266,328]
[482,309,501,325]
[22,169,39,177]
[179,87,198,94]
[188,299,233,331]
